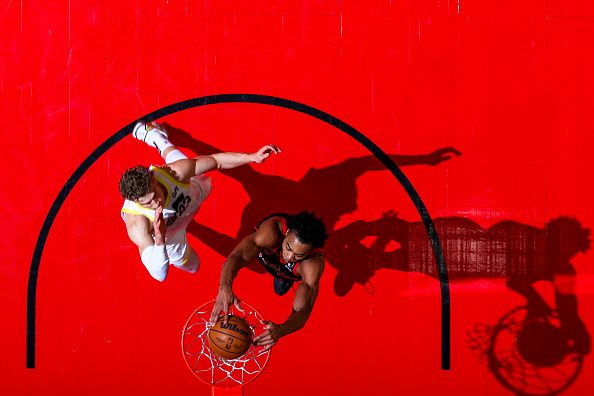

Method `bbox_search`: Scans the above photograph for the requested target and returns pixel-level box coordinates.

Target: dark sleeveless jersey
[255,213,323,282]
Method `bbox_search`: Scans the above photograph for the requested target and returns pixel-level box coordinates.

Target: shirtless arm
[253,257,324,351]
[209,218,281,324]
[167,144,280,182]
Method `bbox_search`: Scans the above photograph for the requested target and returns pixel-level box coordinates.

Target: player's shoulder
[123,211,151,230]
[123,212,154,249]
[298,254,325,279]
[303,251,325,267]
[152,164,187,183]
[258,215,286,232]
[253,216,284,248]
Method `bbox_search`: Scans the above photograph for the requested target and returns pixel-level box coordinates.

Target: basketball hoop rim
[181,300,271,388]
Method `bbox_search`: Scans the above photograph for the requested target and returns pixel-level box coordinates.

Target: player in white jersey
[119,121,280,281]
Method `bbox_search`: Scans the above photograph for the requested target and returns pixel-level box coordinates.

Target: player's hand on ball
[253,321,283,351]
[210,287,244,325]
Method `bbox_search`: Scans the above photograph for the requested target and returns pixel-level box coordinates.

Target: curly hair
[287,211,329,249]
[119,166,152,201]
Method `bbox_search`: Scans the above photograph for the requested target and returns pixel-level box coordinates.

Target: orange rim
[181,300,271,388]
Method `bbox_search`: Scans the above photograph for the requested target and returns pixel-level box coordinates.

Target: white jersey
[121,165,212,266]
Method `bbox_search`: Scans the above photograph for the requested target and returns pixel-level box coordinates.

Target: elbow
[209,155,222,170]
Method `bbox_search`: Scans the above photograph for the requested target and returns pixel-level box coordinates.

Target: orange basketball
[207,315,253,360]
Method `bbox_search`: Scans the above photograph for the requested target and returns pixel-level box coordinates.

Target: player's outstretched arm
[210,218,280,325]
[169,144,281,182]
[253,258,324,351]
[210,234,260,325]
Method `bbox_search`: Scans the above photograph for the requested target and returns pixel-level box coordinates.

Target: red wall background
[2,1,594,395]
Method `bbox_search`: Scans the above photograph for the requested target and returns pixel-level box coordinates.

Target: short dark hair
[287,211,329,249]
[119,166,152,201]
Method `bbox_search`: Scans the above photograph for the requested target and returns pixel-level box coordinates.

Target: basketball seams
[209,328,252,344]
[207,331,244,358]
[207,315,254,359]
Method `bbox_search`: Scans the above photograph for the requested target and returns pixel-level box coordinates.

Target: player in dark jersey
[210,211,328,351]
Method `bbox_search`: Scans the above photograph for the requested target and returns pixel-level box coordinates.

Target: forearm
[278,282,316,336]
[211,152,256,170]
[219,253,248,290]
[127,213,168,281]
[153,231,165,245]
[278,307,312,337]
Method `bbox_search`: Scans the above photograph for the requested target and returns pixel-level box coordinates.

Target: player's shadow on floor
[331,212,592,394]
[170,125,591,391]
[165,123,461,276]
[169,125,590,329]
[331,213,591,353]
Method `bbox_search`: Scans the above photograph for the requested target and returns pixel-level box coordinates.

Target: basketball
[207,315,253,360]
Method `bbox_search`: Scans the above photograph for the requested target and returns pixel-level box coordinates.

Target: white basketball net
[182,301,271,388]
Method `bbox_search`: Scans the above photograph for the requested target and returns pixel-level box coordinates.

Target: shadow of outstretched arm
[302,146,461,185]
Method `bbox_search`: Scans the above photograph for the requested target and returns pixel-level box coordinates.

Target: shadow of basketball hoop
[468,306,586,396]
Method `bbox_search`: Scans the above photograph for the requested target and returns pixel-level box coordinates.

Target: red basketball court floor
[2,1,594,395]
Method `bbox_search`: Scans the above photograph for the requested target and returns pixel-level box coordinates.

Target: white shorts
[166,230,200,273]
